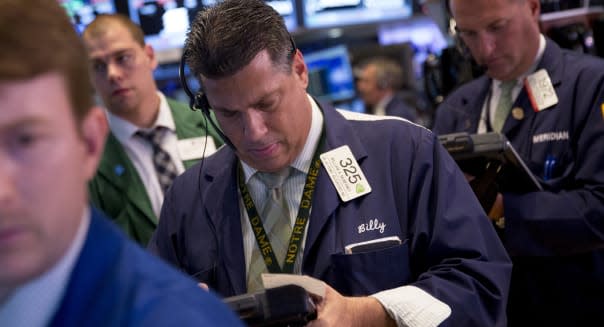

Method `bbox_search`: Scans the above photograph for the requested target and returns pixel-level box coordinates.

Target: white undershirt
[0,208,90,327]
[107,91,185,218]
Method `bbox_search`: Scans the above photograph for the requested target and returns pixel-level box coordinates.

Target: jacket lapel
[303,104,369,259]
[459,76,491,133]
[96,133,156,223]
[204,152,247,295]
[503,39,563,137]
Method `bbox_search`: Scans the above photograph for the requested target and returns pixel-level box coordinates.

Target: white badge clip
[320,145,371,202]
[525,69,558,112]
[177,136,216,161]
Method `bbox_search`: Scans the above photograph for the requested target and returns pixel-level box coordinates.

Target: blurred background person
[82,14,223,246]
[355,56,421,124]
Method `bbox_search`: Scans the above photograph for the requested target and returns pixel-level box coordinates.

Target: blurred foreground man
[0,1,243,326]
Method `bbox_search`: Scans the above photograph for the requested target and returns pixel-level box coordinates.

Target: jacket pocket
[326,241,411,296]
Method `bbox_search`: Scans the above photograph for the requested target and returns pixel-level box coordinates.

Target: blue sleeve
[404,129,512,326]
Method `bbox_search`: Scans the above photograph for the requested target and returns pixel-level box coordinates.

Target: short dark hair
[0,0,94,122]
[84,14,146,48]
[185,0,294,80]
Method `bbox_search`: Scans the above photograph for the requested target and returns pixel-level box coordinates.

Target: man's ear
[144,44,158,70]
[293,50,309,89]
[528,0,541,22]
[80,106,108,181]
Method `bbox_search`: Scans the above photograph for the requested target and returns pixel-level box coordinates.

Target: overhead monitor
[127,0,204,55]
[129,0,298,56]
[378,16,449,78]
[59,0,117,34]
[302,0,412,30]
[303,45,356,103]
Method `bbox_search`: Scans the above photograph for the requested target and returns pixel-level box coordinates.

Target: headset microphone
[178,51,235,150]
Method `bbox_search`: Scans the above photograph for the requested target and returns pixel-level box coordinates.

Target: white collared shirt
[107,91,185,218]
[0,209,90,327]
[373,94,394,116]
[479,34,547,133]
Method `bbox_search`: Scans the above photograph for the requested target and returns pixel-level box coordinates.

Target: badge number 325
[320,145,372,202]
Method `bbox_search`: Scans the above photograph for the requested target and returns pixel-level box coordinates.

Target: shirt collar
[107,91,176,143]
[241,94,323,183]
[374,94,394,116]
[0,208,90,326]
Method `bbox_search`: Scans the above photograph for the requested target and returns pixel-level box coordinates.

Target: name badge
[320,145,371,202]
[177,136,216,161]
[525,69,558,112]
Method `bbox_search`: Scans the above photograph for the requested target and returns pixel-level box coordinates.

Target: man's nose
[106,61,123,81]
[0,154,16,207]
[242,109,268,141]
[476,32,497,59]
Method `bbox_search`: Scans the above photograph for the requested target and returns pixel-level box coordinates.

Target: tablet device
[224,284,317,327]
[439,132,543,193]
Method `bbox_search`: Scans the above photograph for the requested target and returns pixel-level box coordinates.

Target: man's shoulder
[173,146,235,187]
[337,108,421,126]
[334,108,430,145]
[165,96,191,111]
[75,211,242,325]
[559,50,604,77]
[441,76,489,105]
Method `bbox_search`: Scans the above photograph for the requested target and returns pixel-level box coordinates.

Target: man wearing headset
[0,1,243,326]
[433,0,604,325]
[82,14,223,246]
[355,56,420,124]
[149,0,512,326]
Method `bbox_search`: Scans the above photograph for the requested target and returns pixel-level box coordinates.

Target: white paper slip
[177,136,216,160]
[525,69,558,112]
[261,273,326,298]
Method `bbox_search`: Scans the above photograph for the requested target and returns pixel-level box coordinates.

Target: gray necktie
[493,80,516,133]
[247,168,292,292]
[136,126,178,194]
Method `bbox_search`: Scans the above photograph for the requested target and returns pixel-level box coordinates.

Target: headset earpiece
[193,92,211,117]
[179,51,235,150]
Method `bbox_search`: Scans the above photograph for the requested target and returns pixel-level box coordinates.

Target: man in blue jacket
[149,1,512,326]
[0,1,242,326]
[433,0,604,325]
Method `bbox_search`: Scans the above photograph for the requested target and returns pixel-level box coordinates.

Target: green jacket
[89,98,223,246]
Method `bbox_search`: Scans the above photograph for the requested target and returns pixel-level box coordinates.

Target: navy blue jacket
[433,40,604,326]
[49,208,243,327]
[150,102,512,326]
